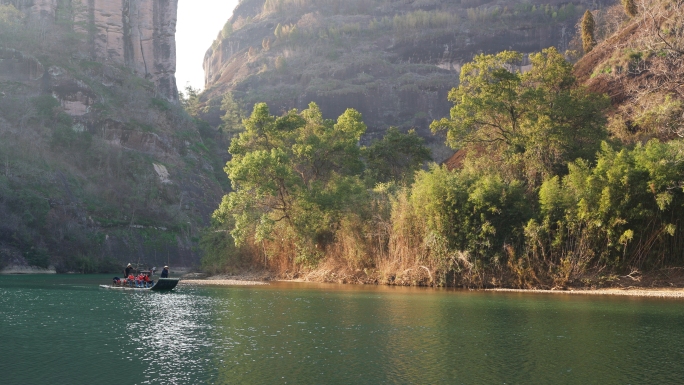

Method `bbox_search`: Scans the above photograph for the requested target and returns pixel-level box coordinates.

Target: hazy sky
[176,0,240,91]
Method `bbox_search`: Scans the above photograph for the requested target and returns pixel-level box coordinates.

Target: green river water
[1,275,683,384]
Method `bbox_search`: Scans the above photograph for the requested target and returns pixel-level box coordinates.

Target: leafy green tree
[362,127,432,185]
[179,85,202,117]
[220,92,245,135]
[213,102,368,265]
[430,48,608,185]
[581,10,597,53]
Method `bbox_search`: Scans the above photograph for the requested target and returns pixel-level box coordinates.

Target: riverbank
[179,274,684,298]
[180,272,271,287]
[0,265,57,274]
[486,288,684,299]
[181,279,268,286]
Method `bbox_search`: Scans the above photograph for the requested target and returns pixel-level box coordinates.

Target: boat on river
[99,278,180,292]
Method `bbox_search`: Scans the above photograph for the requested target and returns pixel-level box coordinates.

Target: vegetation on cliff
[0,3,224,272]
[575,0,684,143]
[202,20,684,288]
[200,0,602,162]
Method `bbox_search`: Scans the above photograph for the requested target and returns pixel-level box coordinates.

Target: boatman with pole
[161,266,169,278]
[125,263,134,277]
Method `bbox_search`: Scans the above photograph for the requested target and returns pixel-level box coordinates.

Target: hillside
[574,0,684,143]
[0,1,226,272]
[200,0,614,160]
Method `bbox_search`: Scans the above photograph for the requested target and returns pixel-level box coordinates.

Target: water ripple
[2,276,684,384]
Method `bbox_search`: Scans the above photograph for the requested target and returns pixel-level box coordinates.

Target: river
[1,275,683,384]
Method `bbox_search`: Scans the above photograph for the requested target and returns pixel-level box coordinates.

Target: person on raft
[160,266,169,278]
[124,263,134,278]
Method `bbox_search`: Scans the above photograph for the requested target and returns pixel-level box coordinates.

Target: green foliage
[24,247,50,269]
[581,10,597,53]
[431,48,609,185]
[534,140,684,270]
[392,162,533,276]
[150,97,171,111]
[362,127,431,185]
[634,95,683,137]
[220,92,245,134]
[179,85,202,117]
[0,4,22,26]
[212,102,368,266]
[32,95,61,121]
[221,21,233,39]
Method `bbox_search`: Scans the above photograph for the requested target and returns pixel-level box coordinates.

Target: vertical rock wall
[5,0,178,100]
[88,0,178,100]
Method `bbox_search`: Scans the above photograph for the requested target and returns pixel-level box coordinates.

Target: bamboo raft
[99,278,180,292]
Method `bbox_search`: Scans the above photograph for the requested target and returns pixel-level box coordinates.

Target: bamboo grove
[201,47,684,288]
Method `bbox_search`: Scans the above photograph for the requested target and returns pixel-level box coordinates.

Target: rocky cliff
[0,0,224,272]
[201,0,616,160]
[4,0,178,100]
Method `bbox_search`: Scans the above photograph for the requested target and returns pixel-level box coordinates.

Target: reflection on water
[125,292,219,384]
[1,276,684,384]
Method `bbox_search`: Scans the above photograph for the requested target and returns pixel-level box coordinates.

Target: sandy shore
[181,279,268,286]
[177,274,684,298]
[487,288,684,298]
[180,274,270,286]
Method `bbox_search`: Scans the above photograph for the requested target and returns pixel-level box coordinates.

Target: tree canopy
[214,102,367,262]
[431,47,609,184]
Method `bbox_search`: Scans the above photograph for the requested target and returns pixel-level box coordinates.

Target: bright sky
[176,0,240,92]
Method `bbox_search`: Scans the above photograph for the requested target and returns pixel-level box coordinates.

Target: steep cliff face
[0,0,224,272]
[89,0,177,100]
[5,0,178,100]
[201,0,614,160]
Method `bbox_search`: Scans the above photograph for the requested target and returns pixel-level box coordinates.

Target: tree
[581,10,597,53]
[0,4,22,26]
[221,21,233,39]
[430,48,609,185]
[362,127,432,185]
[622,0,638,18]
[179,85,202,117]
[214,102,368,264]
[220,92,245,135]
[274,23,283,40]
